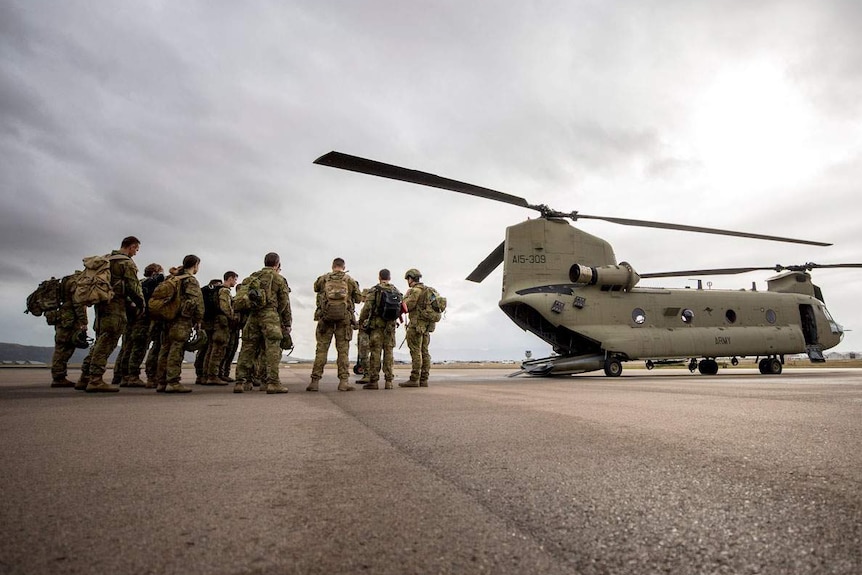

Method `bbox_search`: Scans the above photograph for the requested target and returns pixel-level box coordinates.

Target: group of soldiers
[46,236,440,394]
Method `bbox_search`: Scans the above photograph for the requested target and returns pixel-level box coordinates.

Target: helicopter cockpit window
[632,308,646,325]
[681,309,694,323]
[765,309,777,324]
[725,309,737,324]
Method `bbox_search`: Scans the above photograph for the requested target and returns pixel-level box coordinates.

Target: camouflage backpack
[25,277,62,317]
[321,273,349,322]
[148,274,187,321]
[73,254,128,306]
[418,286,447,323]
[234,272,267,312]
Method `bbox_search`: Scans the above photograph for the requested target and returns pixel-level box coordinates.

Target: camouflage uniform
[403,282,434,386]
[203,286,235,382]
[220,307,244,381]
[114,274,158,386]
[358,282,402,389]
[235,268,291,390]
[309,271,362,389]
[87,251,143,382]
[50,273,88,385]
[155,271,204,388]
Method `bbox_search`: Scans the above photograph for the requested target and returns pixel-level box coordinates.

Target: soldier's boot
[233,381,245,394]
[266,382,288,394]
[119,375,130,387]
[243,380,253,392]
[164,382,192,394]
[384,380,393,390]
[419,380,429,388]
[398,380,420,388]
[205,376,228,386]
[195,375,203,385]
[125,375,146,388]
[306,379,319,392]
[111,374,122,386]
[74,374,89,391]
[144,377,157,389]
[337,380,355,392]
[219,375,235,383]
[51,377,76,388]
[85,377,120,393]
[356,374,370,384]
[362,381,379,390]
[155,381,167,393]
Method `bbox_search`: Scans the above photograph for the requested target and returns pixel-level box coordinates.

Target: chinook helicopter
[314,151,860,377]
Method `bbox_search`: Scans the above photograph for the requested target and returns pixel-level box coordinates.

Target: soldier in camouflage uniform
[50,271,88,387]
[84,236,144,393]
[357,269,403,390]
[154,255,204,394]
[234,252,292,394]
[202,271,237,385]
[194,278,223,384]
[308,257,362,392]
[354,288,371,384]
[114,262,163,387]
[400,268,433,388]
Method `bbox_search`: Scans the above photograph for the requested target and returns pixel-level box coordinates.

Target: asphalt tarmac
[1,365,860,575]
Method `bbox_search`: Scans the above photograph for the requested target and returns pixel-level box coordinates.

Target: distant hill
[0,342,95,364]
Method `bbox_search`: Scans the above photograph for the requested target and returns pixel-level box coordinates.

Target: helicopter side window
[765,309,777,324]
[725,309,737,324]
[632,308,646,325]
[681,309,694,324]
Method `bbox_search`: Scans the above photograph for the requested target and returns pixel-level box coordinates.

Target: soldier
[234,253,292,394]
[140,264,166,387]
[400,268,433,388]
[154,255,204,393]
[202,271,238,385]
[84,236,144,393]
[219,281,245,383]
[194,278,223,384]
[357,269,403,390]
[115,262,163,388]
[354,288,371,384]
[308,257,362,392]
[50,271,88,387]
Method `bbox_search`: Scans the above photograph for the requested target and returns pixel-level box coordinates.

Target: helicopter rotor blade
[466,241,506,283]
[314,151,534,211]
[574,214,832,247]
[640,262,862,279]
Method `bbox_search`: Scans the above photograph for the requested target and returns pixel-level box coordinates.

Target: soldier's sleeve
[218,287,234,321]
[358,288,373,324]
[186,278,205,323]
[350,277,362,304]
[403,286,421,311]
[280,277,292,327]
[125,261,144,306]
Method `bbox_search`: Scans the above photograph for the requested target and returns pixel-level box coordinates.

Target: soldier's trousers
[144,321,162,379]
[357,330,370,372]
[156,318,193,383]
[203,320,231,378]
[220,328,240,378]
[236,310,282,384]
[193,325,212,379]
[51,324,78,380]
[89,299,128,378]
[116,315,151,378]
[367,324,396,384]
[406,325,431,383]
[311,320,352,382]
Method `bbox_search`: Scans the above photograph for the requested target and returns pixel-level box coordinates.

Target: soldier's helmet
[404,268,422,280]
[184,328,208,352]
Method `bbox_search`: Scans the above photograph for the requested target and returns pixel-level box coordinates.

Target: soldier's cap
[405,268,422,280]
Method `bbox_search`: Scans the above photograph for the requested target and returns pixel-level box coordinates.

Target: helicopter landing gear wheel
[604,357,623,377]
[698,359,719,375]
[758,357,782,375]
[645,360,655,370]
[688,358,698,372]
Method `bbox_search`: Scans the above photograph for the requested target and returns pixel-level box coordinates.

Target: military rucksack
[202,284,225,321]
[73,254,128,306]
[147,274,187,321]
[321,273,349,322]
[141,273,165,303]
[25,277,62,317]
[376,286,403,321]
[418,286,447,323]
[234,272,267,312]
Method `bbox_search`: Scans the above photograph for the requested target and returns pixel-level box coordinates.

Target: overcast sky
[2,0,861,362]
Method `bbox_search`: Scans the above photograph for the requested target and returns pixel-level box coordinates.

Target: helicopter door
[799,304,825,362]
